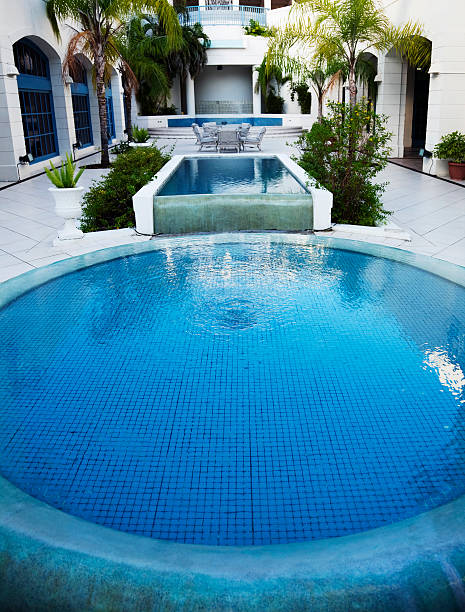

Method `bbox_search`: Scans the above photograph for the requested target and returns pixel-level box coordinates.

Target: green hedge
[81,146,170,232]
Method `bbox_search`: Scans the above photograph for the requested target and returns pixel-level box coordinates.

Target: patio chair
[203,122,219,136]
[239,123,251,150]
[192,123,201,144]
[192,124,217,151]
[218,129,241,153]
[242,127,266,151]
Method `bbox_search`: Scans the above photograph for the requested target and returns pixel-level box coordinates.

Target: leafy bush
[132,125,150,143]
[265,90,285,113]
[290,83,312,114]
[295,100,392,226]
[111,141,131,155]
[244,19,273,37]
[80,146,170,232]
[156,104,178,115]
[433,132,465,163]
[45,153,84,188]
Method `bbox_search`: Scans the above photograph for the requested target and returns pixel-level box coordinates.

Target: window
[70,61,93,148]
[105,81,116,141]
[13,38,58,163]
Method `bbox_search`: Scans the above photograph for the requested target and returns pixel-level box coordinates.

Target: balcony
[183,4,268,27]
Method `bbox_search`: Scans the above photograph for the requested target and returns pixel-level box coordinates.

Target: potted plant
[45,153,85,240]
[129,125,151,147]
[433,132,465,180]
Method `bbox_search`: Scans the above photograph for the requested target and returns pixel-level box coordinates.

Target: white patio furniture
[192,124,218,151]
[203,122,219,136]
[192,123,201,145]
[239,123,251,150]
[217,129,241,153]
[242,127,266,151]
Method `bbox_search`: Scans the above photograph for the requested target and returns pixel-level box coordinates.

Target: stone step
[148,126,304,139]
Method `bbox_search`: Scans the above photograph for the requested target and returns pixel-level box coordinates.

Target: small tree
[267,0,430,107]
[295,99,392,226]
[45,0,181,166]
[306,57,344,120]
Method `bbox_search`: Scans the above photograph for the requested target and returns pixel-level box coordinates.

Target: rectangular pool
[159,157,307,196]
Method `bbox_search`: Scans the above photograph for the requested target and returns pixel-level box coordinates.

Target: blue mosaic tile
[1,241,465,545]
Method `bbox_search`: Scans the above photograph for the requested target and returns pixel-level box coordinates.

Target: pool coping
[1,232,465,610]
[132,154,333,235]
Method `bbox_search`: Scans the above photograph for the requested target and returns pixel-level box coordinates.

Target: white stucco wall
[195,65,253,113]
[0,0,125,181]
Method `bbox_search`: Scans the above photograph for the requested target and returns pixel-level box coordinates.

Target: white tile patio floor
[0,136,464,283]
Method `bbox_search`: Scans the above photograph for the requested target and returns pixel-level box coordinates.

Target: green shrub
[295,100,392,226]
[45,153,84,188]
[111,140,131,155]
[132,125,150,143]
[433,131,465,163]
[156,104,177,115]
[244,19,273,37]
[80,146,170,232]
[265,90,285,113]
[290,83,312,114]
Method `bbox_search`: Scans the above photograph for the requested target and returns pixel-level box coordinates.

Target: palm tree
[45,0,182,166]
[117,16,172,139]
[305,56,344,120]
[255,59,289,113]
[267,0,430,108]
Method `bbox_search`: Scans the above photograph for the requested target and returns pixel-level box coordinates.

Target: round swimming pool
[1,236,465,547]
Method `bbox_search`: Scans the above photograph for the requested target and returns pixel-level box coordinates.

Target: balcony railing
[183,5,267,26]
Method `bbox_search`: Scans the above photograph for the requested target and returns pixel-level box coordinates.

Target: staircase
[148,125,304,139]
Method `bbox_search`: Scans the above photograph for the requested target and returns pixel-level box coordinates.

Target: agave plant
[132,125,150,143]
[45,153,85,188]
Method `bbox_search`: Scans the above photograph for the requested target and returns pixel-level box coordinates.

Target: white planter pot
[129,142,152,148]
[49,186,84,241]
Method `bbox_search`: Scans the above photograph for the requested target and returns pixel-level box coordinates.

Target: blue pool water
[158,157,307,196]
[1,240,465,546]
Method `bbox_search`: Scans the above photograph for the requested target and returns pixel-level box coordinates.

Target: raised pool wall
[132,154,332,235]
[2,234,465,610]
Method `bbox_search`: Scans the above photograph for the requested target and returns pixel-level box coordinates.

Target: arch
[13,37,59,163]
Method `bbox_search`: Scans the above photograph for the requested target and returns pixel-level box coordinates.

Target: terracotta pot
[448,162,465,181]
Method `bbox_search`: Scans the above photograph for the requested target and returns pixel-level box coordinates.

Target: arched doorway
[403,38,432,157]
[13,37,58,162]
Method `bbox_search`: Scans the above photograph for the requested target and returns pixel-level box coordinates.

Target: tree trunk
[348,62,357,108]
[318,93,323,121]
[123,84,133,141]
[95,50,110,167]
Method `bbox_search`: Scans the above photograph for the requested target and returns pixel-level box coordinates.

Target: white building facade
[0,0,126,182]
[0,0,464,181]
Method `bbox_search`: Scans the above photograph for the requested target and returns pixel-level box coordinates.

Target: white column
[252,65,261,115]
[375,51,408,158]
[0,40,27,181]
[424,34,465,175]
[111,71,125,141]
[264,0,271,10]
[49,54,76,156]
[186,74,196,116]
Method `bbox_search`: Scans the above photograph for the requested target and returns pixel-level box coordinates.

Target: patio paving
[0,136,464,283]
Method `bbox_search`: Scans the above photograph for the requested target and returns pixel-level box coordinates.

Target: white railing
[183,5,267,26]
[196,100,254,113]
